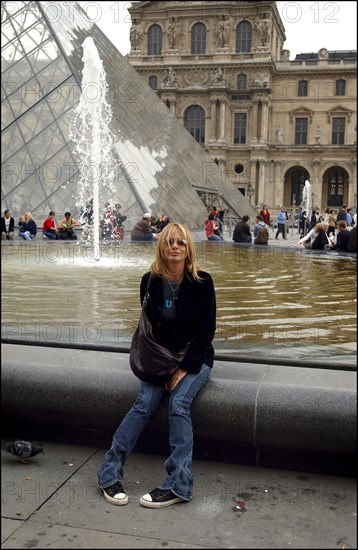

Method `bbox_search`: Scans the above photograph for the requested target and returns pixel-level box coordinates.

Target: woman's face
[163,229,188,266]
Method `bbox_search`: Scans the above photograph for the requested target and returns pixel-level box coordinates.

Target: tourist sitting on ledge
[253,215,269,245]
[42,211,60,240]
[59,212,81,240]
[347,226,357,253]
[19,212,37,240]
[1,209,15,240]
[331,221,350,252]
[232,215,252,243]
[130,213,155,241]
[204,213,224,241]
[298,222,331,250]
[154,215,170,233]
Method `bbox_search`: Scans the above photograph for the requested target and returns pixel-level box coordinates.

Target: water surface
[1,241,356,365]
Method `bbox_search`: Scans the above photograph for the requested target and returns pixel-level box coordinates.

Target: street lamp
[311,192,315,213]
[247,183,255,204]
[292,194,296,235]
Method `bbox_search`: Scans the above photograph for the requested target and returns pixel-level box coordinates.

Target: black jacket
[233,221,252,242]
[1,216,15,233]
[19,219,37,235]
[140,271,216,374]
[312,229,329,250]
[332,229,350,251]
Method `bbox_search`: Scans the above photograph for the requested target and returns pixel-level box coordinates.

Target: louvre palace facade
[127,1,357,213]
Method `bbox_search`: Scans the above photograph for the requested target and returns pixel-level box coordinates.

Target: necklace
[166,277,182,305]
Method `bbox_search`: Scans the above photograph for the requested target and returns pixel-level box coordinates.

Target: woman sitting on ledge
[297,222,331,250]
[204,213,224,241]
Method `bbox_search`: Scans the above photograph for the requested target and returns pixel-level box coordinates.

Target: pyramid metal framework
[1,1,257,228]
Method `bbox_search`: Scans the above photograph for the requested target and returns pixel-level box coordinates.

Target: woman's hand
[165,368,187,392]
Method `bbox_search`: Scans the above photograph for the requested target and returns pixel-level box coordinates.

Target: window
[327,170,345,206]
[298,80,308,96]
[184,105,205,144]
[295,118,308,145]
[236,21,252,53]
[237,74,247,91]
[332,117,345,144]
[148,25,162,56]
[234,113,247,143]
[148,76,157,91]
[336,79,346,96]
[191,23,206,54]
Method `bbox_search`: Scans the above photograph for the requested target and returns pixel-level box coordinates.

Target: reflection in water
[1,242,356,364]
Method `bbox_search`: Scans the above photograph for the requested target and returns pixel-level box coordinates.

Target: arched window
[336,79,346,96]
[298,80,308,96]
[148,25,162,56]
[148,76,158,91]
[236,21,252,53]
[327,170,345,206]
[184,105,205,144]
[191,22,206,54]
[237,74,247,91]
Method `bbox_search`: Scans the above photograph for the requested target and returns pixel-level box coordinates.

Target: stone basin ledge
[1,343,356,474]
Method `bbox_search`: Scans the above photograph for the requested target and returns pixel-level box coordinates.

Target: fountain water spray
[69,37,117,259]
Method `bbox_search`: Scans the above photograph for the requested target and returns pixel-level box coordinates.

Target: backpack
[256,226,269,244]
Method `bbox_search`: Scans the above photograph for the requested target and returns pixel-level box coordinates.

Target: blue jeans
[97,363,211,501]
[43,230,57,240]
[19,231,35,240]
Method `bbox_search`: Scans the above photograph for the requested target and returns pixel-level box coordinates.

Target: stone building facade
[127,1,357,213]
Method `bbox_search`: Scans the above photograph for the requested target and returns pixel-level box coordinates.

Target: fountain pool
[1,241,356,366]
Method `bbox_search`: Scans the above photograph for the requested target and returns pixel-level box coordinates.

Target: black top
[1,216,15,233]
[312,229,329,250]
[333,229,350,252]
[18,219,37,235]
[140,271,216,374]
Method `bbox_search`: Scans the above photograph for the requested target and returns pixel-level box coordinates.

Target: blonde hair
[23,212,33,223]
[149,222,202,281]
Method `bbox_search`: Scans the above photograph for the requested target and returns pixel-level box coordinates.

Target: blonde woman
[18,212,37,240]
[97,223,216,508]
[298,222,331,250]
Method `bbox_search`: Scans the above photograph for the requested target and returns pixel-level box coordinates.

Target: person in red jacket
[42,211,59,240]
[259,204,271,227]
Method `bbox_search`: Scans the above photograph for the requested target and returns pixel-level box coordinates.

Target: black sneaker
[101,481,128,506]
[139,488,184,508]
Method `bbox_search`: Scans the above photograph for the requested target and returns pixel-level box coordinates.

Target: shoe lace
[107,481,124,496]
[150,487,172,499]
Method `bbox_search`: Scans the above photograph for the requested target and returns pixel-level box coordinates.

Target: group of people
[298,220,356,252]
[130,213,170,241]
[298,205,355,238]
[100,203,127,241]
[230,203,357,252]
[42,211,81,240]
[232,205,271,245]
[0,210,81,241]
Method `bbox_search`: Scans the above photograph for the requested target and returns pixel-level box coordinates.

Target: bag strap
[143,273,152,303]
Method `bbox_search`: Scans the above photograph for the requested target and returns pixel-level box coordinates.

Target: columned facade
[128,1,357,215]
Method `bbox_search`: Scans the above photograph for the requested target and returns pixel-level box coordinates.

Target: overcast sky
[78,1,357,59]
